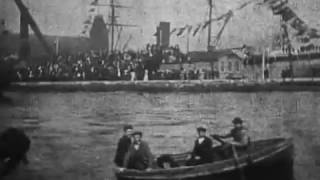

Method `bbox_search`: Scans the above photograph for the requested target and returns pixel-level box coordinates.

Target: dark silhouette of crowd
[13,44,186,81]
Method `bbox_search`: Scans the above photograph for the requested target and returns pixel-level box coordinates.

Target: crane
[14,0,55,58]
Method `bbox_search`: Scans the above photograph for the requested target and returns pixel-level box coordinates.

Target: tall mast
[91,0,137,54]
[207,0,213,51]
[110,0,115,53]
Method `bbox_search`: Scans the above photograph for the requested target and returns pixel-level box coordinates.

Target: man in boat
[122,131,153,171]
[212,117,249,148]
[186,126,214,166]
[114,125,133,167]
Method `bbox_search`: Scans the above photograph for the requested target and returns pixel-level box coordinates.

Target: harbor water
[0,91,320,180]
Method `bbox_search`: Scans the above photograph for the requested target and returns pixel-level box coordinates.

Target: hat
[123,124,133,131]
[232,117,243,124]
[197,126,207,132]
[132,131,143,136]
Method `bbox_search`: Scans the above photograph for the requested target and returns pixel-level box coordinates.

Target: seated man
[212,117,249,148]
[186,126,213,166]
[122,131,153,171]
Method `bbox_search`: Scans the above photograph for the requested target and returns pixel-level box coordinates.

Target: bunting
[170,1,253,37]
[263,0,320,43]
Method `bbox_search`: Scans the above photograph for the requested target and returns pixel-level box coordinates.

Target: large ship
[161,0,320,81]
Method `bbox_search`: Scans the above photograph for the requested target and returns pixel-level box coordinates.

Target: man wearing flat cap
[114,125,133,167]
[212,117,249,147]
[186,126,214,166]
[123,131,153,171]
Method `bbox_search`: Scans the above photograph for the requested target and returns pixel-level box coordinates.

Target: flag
[290,18,307,34]
[84,19,91,24]
[236,0,254,11]
[281,7,296,22]
[193,24,201,36]
[202,20,210,30]
[308,28,320,38]
[270,0,288,9]
[177,26,188,36]
[272,4,287,15]
[91,0,98,5]
[170,28,177,35]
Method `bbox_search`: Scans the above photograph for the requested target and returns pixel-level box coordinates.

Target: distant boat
[115,138,294,180]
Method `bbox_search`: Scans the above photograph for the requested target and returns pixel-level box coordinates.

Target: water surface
[0,91,319,180]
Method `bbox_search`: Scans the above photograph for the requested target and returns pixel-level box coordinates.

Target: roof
[189,49,242,62]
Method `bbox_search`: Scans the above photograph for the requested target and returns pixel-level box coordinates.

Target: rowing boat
[115,138,294,180]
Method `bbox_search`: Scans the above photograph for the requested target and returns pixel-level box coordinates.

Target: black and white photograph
[0,0,320,179]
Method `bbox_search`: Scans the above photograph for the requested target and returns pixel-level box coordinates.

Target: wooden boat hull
[115,138,294,180]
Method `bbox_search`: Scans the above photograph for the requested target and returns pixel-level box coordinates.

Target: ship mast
[92,0,137,53]
[207,0,213,51]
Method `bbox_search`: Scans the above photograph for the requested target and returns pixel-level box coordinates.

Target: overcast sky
[1,0,320,52]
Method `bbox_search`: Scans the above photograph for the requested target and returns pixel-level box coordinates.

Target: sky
[1,0,320,52]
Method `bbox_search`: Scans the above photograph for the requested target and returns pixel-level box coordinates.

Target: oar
[231,145,246,180]
[210,134,226,145]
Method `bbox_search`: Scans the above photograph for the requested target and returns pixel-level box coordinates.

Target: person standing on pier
[114,125,133,167]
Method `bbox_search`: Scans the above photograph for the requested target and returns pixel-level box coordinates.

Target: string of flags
[263,0,320,43]
[170,0,254,37]
[81,0,99,35]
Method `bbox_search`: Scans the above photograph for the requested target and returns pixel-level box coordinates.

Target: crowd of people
[12,44,186,82]
[114,117,249,171]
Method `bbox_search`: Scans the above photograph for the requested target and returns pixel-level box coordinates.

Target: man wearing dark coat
[186,126,213,166]
[114,125,133,167]
[212,117,249,147]
[122,131,153,171]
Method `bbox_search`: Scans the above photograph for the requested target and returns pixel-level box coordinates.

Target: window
[228,61,232,72]
[220,61,225,72]
[235,61,240,72]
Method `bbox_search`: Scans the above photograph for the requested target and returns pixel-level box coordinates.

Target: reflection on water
[0,91,320,180]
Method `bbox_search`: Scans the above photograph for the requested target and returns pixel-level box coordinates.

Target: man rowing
[212,117,249,148]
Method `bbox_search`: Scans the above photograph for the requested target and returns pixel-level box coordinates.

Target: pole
[111,0,115,53]
[262,49,265,82]
[55,37,59,55]
[207,0,213,51]
[187,29,190,53]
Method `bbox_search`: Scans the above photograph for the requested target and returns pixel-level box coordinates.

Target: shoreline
[6,79,320,93]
